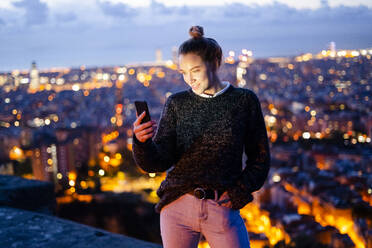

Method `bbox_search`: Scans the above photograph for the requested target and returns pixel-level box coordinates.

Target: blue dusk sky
[0,0,371,71]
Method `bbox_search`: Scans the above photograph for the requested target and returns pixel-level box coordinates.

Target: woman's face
[178,53,213,95]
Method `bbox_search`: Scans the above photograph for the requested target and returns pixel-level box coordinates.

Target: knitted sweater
[132,84,271,213]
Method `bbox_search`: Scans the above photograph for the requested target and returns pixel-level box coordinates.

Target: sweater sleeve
[228,90,271,209]
[132,96,178,173]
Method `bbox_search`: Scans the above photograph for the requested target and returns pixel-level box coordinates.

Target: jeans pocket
[207,199,240,232]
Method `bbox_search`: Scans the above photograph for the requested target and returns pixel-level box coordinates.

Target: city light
[265,115,276,127]
[20,78,29,84]
[270,108,278,115]
[68,172,77,181]
[351,51,360,57]
[9,146,25,160]
[116,67,127,74]
[302,132,311,139]
[115,104,123,114]
[357,135,365,143]
[102,131,119,144]
[272,174,281,183]
[1,45,371,248]
[69,180,75,187]
[102,73,109,80]
[118,74,126,81]
[72,84,80,91]
[259,73,267,80]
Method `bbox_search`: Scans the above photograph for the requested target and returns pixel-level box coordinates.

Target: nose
[186,73,195,84]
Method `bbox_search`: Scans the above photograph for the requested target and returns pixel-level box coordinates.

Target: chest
[175,99,251,147]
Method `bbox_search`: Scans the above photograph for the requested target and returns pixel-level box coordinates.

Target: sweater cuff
[132,134,152,147]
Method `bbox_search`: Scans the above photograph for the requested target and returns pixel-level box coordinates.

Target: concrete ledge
[0,175,56,215]
[0,206,162,248]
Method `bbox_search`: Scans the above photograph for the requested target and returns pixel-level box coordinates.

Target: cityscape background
[0,1,371,248]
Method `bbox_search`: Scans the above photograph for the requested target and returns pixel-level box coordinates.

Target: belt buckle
[194,187,206,199]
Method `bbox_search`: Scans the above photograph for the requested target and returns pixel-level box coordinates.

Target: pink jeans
[160,193,250,248]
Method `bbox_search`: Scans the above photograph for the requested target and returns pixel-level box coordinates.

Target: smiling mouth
[191,83,199,89]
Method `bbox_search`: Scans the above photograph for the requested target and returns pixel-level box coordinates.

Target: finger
[136,131,154,143]
[134,119,153,133]
[134,111,146,126]
[220,191,228,197]
[221,202,233,208]
[217,191,229,201]
[138,127,154,137]
[141,132,154,141]
[143,127,154,135]
[217,198,231,205]
[136,120,154,132]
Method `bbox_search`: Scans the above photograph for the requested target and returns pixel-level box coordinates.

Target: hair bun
[189,26,204,39]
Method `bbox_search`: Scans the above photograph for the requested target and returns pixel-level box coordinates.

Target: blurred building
[155,49,162,63]
[29,61,39,92]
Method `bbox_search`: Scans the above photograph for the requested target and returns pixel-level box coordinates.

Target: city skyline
[0,0,371,71]
[1,50,371,247]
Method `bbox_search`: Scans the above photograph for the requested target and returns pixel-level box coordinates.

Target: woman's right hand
[133,111,157,143]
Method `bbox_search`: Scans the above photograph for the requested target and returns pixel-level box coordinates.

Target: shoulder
[230,86,260,104]
[166,90,191,106]
[168,90,189,100]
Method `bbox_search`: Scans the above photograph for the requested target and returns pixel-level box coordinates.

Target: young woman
[132,26,270,248]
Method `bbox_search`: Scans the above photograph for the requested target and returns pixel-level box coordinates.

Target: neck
[203,73,223,95]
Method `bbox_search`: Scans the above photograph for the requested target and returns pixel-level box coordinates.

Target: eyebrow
[179,65,202,73]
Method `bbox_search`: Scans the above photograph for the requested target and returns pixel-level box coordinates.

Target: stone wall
[0,175,56,215]
[0,206,161,248]
[0,175,162,248]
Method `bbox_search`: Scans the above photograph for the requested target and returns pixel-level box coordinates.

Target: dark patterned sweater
[132,84,271,213]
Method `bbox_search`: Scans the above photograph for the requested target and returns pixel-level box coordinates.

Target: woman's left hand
[216,191,233,208]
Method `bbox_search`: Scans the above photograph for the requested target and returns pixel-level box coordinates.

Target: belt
[188,187,224,200]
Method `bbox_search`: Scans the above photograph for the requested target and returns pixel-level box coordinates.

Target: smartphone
[134,100,151,124]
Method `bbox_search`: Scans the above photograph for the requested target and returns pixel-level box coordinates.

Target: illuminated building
[29,61,40,92]
[156,49,162,63]
[30,144,53,182]
[172,46,178,64]
[55,127,101,179]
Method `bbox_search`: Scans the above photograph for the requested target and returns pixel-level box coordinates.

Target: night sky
[0,0,371,71]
